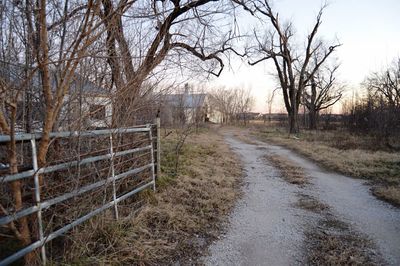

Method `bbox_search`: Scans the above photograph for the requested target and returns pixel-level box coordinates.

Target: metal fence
[0,122,160,265]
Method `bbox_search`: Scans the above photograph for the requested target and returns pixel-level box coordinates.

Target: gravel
[203,135,309,265]
[202,132,400,265]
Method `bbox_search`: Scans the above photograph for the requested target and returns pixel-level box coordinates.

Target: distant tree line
[208,86,255,124]
[343,59,400,148]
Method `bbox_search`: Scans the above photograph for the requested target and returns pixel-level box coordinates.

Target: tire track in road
[204,134,310,265]
[203,131,400,265]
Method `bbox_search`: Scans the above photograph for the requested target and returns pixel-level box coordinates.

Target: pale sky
[208,0,400,113]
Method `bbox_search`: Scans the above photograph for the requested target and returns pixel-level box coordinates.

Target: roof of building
[0,61,109,96]
[164,93,207,108]
[236,112,262,118]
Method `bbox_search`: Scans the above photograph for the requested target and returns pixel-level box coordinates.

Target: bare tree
[209,86,254,124]
[209,86,235,123]
[99,0,242,126]
[366,58,400,108]
[303,62,344,129]
[234,0,340,133]
[0,1,108,263]
[0,0,244,263]
[235,87,254,124]
[265,88,278,123]
[349,58,400,146]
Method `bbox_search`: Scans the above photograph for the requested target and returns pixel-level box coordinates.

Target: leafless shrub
[0,0,243,263]
[208,86,254,124]
[343,58,400,149]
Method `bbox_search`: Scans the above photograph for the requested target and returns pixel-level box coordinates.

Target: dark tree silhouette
[234,0,340,133]
[304,62,343,129]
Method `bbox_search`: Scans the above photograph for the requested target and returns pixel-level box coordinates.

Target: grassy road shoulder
[253,126,400,207]
[62,129,242,264]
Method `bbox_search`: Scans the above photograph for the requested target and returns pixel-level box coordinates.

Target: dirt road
[203,130,400,265]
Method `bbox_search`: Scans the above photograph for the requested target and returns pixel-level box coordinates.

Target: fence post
[30,138,47,265]
[148,126,156,191]
[109,133,119,220]
[0,126,157,265]
[156,117,161,180]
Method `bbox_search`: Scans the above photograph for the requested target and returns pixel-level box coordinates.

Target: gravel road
[202,131,400,266]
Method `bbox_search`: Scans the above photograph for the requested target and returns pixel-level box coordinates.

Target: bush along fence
[0,118,161,265]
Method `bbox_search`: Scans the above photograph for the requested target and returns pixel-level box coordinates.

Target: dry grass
[264,154,308,185]
[259,137,384,264]
[372,186,400,206]
[255,127,400,207]
[295,193,329,213]
[233,133,259,145]
[306,216,381,266]
[57,129,242,265]
[293,191,380,264]
[294,193,380,264]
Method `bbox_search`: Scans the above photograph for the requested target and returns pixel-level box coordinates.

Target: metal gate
[0,123,160,265]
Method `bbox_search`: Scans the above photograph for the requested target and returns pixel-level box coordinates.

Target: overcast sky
[208,0,400,113]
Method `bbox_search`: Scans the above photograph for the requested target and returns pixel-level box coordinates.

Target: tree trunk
[309,108,317,130]
[9,107,36,264]
[288,110,299,134]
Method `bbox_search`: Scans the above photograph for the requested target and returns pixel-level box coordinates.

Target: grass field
[60,129,242,264]
[253,125,400,206]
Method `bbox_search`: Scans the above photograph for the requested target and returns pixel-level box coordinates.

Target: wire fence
[0,122,160,265]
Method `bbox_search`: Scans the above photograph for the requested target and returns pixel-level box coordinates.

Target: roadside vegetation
[1,0,398,263]
[264,154,308,185]
[267,146,382,265]
[59,129,242,264]
[305,215,380,266]
[254,126,400,206]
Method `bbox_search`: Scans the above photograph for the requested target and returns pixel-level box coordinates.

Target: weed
[306,218,381,266]
[295,193,329,213]
[255,127,400,207]
[264,154,308,185]
[371,186,400,207]
[56,129,242,265]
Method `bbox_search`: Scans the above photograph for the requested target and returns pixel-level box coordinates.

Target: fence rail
[0,120,161,265]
